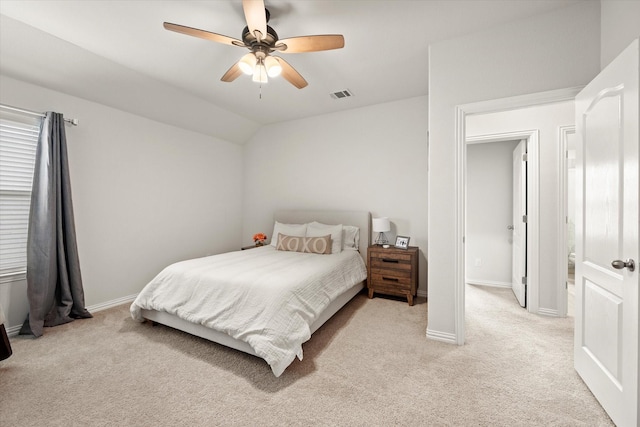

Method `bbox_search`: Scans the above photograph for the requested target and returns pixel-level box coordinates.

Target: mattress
[130,245,367,376]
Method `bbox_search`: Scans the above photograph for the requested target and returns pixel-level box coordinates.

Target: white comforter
[130,246,367,376]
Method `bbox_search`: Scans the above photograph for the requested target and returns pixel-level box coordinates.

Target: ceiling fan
[163,0,345,89]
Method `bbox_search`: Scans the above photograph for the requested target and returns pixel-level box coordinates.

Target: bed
[130,210,370,377]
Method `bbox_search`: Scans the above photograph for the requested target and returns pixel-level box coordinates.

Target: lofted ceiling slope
[0,0,581,144]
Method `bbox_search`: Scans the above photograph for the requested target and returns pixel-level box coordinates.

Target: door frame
[465,133,537,307]
[453,86,582,344]
[557,125,576,317]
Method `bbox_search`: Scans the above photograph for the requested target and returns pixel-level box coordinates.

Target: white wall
[466,101,575,313]
[428,1,601,340]
[242,96,429,295]
[0,75,244,331]
[466,140,519,286]
[600,0,640,69]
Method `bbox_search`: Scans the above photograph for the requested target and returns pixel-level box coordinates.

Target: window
[0,115,40,281]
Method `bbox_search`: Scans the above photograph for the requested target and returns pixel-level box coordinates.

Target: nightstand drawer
[370,273,412,290]
[369,251,414,262]
[370,267,411,280]
[370,257,413,271]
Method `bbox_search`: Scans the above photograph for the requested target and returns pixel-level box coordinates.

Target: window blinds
[0,118,40,278]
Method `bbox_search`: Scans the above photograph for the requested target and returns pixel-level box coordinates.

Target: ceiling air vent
[330,89,353,100]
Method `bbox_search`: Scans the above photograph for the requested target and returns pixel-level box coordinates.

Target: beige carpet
[1,285,613,426]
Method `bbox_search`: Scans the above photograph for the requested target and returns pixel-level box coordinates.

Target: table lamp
[372,217,391,245]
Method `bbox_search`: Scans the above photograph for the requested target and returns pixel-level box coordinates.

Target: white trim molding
[426,327,457,344]
[465,129,540,314]
[557,125,576,318]
[466,279,512,288]
[454,107,466,346]
[87,294,138,313]
[5,293,138,337]
[538,308,560,317]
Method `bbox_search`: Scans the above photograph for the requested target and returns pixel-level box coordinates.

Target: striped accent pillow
[276,233,331,254]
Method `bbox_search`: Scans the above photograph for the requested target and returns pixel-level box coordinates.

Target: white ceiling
[0,0,581,144]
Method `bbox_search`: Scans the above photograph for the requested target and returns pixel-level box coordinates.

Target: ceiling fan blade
[274,57,308,89]
[242,0,267,41]
[220,62,243,82]
[276,35,345,53]
[163,22,244,47]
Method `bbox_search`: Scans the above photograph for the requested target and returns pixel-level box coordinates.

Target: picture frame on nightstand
[394,235,410,249]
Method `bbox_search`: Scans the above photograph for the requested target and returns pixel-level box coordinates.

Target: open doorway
[459,95,576,333]
[465,138,527,307]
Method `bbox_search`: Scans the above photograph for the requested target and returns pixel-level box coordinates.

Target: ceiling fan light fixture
[238,53,256,75]
[165,0,344,90]
[265,56,282,77]
[252,61,268,83]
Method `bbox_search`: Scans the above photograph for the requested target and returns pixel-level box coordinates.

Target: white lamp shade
[238,53,256,75]
[264,56,282,77]
[252,62,268,83]
[372,217,391,233]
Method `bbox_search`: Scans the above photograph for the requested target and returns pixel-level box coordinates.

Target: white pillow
[276,234,331,254]
[342,225,360,250]
[270,222,307,247]
[306,222,342,254]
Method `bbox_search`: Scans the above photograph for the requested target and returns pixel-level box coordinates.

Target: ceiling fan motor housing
[242,24,279,53]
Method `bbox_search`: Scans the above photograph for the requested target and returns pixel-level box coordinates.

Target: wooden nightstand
[367,245,419,306]
[241,245,262,250]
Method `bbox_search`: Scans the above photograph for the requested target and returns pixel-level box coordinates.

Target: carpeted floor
[1,284,613,426]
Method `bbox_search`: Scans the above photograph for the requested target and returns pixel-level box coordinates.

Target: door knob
[507,225,514,230]
[611,259,635,272]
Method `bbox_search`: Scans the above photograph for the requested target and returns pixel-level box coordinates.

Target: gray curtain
[20,112,91,337]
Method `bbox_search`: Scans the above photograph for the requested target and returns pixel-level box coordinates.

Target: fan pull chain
[259,83,262,100]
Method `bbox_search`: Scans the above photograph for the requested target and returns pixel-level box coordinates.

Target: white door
[511,140,527,307]
[574,39,638,427]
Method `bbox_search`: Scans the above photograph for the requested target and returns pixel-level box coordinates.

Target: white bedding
[130,245,367,376]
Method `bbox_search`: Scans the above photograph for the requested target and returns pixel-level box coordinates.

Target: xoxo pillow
[276,234,331,255]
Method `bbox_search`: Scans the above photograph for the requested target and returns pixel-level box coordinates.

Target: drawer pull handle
[382,277,399,282]
[382,258,399,263]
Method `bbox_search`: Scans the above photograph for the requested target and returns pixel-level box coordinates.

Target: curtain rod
[0,104,79,126]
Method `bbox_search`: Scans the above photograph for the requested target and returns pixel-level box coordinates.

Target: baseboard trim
[87,294,138,313]
[466,279,511,288]
[6,294,138,338]
[426,328,457,344]
[538,308,559,317]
